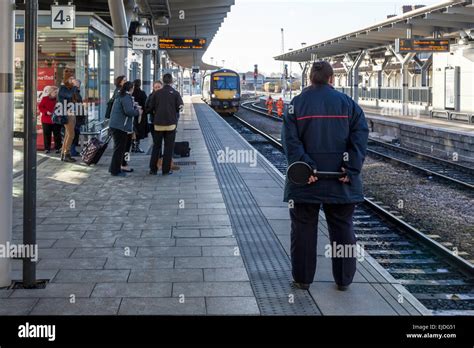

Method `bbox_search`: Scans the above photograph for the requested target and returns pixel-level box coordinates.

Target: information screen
[159,38,207,50]
[395,38,450,53]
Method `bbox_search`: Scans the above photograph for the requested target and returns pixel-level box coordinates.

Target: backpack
[174,141,191,157]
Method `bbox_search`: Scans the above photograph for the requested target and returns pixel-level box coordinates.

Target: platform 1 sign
[133,35,159,50]
[51,5,76,30]
[159,38,207,50]
[395,38,450,53]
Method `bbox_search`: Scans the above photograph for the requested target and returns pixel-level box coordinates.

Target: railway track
[224,113,474,315]
[241,101,474,189]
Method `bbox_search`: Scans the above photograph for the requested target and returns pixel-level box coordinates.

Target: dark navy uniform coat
[282,84,369,204]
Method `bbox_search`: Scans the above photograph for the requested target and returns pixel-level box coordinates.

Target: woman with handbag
[38,86,62,154]
[108,81,141,177]
[58,69,79,163]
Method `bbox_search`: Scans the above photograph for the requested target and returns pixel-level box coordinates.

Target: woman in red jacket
[38,86,62,154]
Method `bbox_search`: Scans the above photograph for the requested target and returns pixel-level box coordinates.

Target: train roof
[211,69,240,76]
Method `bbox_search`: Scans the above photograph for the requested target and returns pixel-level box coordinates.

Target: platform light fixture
[136,18,149,35]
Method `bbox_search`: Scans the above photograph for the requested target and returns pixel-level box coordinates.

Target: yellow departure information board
[159,38,207,50]
[395,38,450,53]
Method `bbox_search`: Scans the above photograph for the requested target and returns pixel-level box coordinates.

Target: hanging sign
[51,5,76,30]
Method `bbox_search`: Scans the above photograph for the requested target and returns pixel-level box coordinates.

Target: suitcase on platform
[81,135,111,166]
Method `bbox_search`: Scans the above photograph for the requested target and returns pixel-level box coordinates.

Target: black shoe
[63,154,77,163]
[337,285,350,291]
[149,170,158,176]
[44,150,51,154]
[163,171,173,176]
[292,281,310,290]
[55,149,61,154]
[121,167,134,173]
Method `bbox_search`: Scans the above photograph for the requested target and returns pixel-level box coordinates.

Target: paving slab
[119,298,206,315]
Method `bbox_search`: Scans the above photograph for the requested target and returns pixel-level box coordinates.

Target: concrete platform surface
[0,96,430,316]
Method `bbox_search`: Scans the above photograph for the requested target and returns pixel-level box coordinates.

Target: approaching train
[202,69,241,114]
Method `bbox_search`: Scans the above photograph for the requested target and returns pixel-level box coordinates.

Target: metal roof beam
[165,19,224,27]
[407,18,471,30]
[446,6,474,15]
[167,6,231,16]
[425,13,474,23]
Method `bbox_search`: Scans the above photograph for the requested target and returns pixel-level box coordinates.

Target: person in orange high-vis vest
[276,98,284,117]
[266,96,274,115]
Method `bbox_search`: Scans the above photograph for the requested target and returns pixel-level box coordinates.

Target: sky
[202,0,442,75]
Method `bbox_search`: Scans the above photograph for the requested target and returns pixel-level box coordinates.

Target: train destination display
[395,38,450,53]
[159,38,207,50]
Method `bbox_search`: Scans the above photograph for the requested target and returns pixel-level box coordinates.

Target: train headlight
[211,94,216,98]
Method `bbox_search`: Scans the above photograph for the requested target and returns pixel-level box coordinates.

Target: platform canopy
[152,0,234,69]
[27,0,234,69]
[275,0,474,62]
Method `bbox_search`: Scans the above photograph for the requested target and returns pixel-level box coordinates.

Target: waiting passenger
[71,79,84,157]
[131,79,148,153]
[108,81,141,177]
[38,86,62,154]
[147,73,183,176]
[58,69,79,163]
[282,60,369,291]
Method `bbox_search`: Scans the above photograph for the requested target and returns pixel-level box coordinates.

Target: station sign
[395,38,450,53]
[51,5,76,30]
[192,66,200,73]
[133,35,159,50]
[159,38,207,50]
[15,28,24,42]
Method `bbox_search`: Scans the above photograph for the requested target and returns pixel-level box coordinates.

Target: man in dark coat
[146,74,184,175]
[281,61,369,291]
[132,79,148,153]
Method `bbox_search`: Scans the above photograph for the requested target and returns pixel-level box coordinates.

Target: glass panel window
[214,76,238,90]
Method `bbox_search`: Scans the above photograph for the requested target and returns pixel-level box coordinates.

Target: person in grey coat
[108,81,141,177]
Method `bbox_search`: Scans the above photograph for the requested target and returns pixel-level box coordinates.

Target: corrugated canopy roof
[22,0,234,69]
[275,0,474,62]
[153,0,235,69]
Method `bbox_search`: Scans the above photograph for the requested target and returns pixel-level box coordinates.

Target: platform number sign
[51,5,76,30]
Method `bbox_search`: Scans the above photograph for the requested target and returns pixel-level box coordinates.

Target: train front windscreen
[213,76,239,90]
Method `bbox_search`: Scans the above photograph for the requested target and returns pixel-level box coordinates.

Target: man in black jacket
[147,74,184,175]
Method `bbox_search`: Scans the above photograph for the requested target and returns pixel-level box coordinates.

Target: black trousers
[42,123,62,151]
[72,124,81,147]
[290,203,357,286]
[122,134,133,167]
[150,129,176,174]
[109,128,128,175]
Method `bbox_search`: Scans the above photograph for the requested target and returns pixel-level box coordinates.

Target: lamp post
[289,48,293,100]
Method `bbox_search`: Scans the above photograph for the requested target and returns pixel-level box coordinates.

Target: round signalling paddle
[286,161,346,185]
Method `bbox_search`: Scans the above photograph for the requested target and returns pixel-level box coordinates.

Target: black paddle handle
[311,170,347,179]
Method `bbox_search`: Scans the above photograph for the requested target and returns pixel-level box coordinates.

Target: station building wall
[432,45,474,114]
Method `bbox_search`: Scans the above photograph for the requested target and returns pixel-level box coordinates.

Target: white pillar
[352,51,366,103]
[114,36,129,78]
[108,0,134,79]
[0,0,14,287]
